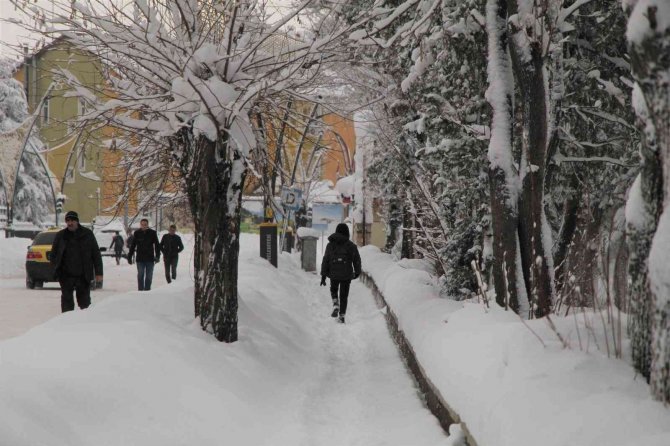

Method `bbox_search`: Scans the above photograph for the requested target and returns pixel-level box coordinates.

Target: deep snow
[3,232,669,446]
[360,245,670,446]
[0,234,447,446]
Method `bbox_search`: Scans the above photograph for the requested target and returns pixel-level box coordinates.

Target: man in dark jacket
[126,231,135,264]
[159,224,184,283]
[128,218,161,291]
[109,231,125,265]
[50,210,103,312]
[320,223,361,324]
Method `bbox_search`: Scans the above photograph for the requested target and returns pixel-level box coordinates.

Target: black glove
[320,276,327,286]
[353,273,360,280]
[155,257,160,264]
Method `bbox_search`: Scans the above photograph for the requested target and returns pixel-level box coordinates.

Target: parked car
[25,228,103,290]
[25,228,58,289]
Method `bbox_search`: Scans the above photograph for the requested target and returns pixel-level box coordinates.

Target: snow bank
[0,236,31,278]
[360,245,670,446]
[0,239,316,445]
[0,234,447,446]
[335,175,355,199]
[308,180,340,204]
[296,227,320,238]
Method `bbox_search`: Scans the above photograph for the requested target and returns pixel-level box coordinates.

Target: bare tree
[13,0,362,342]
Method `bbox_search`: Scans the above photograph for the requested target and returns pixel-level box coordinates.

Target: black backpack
[329,242,352,279]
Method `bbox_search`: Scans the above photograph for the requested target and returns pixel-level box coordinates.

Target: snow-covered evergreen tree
[550,1,637,311]
[0,58,53,226]
[625,0,670,404]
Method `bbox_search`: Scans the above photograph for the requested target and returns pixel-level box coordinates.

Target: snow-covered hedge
[359,245,670,446]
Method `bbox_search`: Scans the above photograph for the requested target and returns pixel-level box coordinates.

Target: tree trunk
[486,0,528,314]
[401,198,414,259]
[553,179,582,293]
[507,3,555,318]
[563,206,604,308]
[627,2,670,402]
[626,2,667,394]
[185,133,246,343]
[613,232,629,312]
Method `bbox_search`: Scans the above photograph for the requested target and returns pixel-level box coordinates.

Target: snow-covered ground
[0,234,447,446]
[4,232,669,446]
[361,246,670,446]
[0,235,176,341]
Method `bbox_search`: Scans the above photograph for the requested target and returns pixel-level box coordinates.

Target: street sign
[259,223,278,267]
[280,187,303,211]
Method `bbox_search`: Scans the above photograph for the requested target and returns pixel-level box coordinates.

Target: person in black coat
[109,231,125,265]
[159,224,184,283]
[320,223,361,324]
[125,231,135,264]
[128,218,161,291]
[50,210,103,312]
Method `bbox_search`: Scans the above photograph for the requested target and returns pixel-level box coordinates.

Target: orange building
[247,99,356,197]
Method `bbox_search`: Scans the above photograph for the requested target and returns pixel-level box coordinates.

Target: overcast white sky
[0,0,299,60]
[0,0,40,60]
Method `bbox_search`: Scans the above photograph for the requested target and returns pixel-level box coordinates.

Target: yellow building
[14,37,144,225]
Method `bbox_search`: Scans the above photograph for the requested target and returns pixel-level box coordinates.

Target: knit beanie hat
[64,211,79,221]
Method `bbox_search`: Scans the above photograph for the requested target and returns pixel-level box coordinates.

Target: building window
[65,166,75,184]
[78,150,86,171]
[41,98,50,125]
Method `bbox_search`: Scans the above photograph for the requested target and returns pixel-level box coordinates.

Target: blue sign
[281,187,303,211]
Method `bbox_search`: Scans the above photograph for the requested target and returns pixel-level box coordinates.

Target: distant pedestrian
[109,231,125,265]
[126,231,135,264]
[320,223,361,324]
[128,218,161,291]
[159,224,184,283]
[50,210,104,312]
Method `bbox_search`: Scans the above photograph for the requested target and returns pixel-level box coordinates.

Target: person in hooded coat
[320,223,362,323]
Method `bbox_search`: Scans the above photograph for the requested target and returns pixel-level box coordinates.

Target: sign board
[280,187,303,212]
[311,203,343,232]
[259,223,278,267]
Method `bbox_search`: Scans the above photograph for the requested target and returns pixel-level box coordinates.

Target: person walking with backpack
[127,218,161,291]
[50,211,104,312]
[159,224,184,283]
[109,231,125,265]
[320,223,361,324]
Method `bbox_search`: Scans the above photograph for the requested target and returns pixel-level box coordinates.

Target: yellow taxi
[25,228,59,289]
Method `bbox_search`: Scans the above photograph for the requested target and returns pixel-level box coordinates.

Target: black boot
[338,314,345,324]
[331,298,339,317]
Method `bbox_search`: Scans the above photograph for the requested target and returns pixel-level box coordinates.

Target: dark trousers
[59,275,91,313]
[330,279,351,315]
[137,261,155,291]
[164,256,178,282]
[114,250,123,265]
